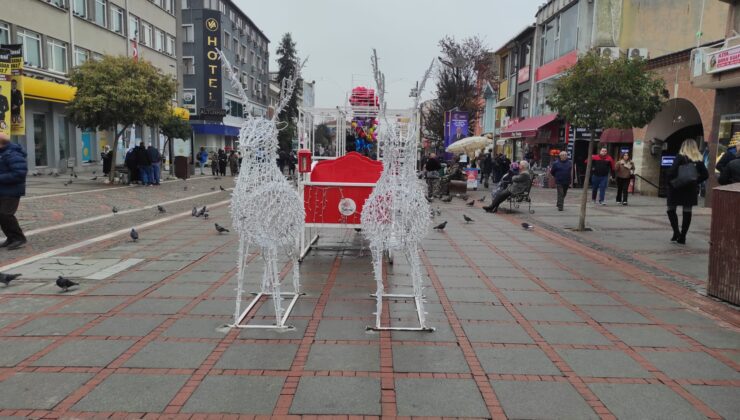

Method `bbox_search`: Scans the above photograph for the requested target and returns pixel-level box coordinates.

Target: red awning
[500,114,558,139]
[600,129,634,143]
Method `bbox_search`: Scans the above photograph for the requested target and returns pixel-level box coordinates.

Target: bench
[505,177,536,214]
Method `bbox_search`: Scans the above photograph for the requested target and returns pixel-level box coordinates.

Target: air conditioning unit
[599,47,620,60]
[627,48,649,60]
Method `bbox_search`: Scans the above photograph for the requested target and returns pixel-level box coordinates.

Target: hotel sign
[706,44,740,74]
[200,10,223,121]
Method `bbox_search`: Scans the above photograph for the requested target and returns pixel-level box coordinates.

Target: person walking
[0,132,28,250]
[209,151,218,176]
[147,143,162,185]
[666,139,708,245]
[101,145,112,177]
[716,138,737,173]
[424,153,442,199]
[228,150,239,176]
[481,152,493,189]
[483,160,531,213]
[550,151,572,211]
[288,151,297,178]
[589,147,615,205]
[615,152,634,205]
[718,153,740,185]
[197,147,208,175]
[218,149,227,177]
[134,142,152,186]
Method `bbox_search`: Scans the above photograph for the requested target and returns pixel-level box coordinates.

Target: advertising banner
[200,10,225,122]
[444,111,469,150]
[706,44,740,74]
[1,44,24,135]
[0,48,11,137]
[465,168,479,189]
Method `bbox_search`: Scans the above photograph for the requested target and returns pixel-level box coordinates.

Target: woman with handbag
[666,139,708,244]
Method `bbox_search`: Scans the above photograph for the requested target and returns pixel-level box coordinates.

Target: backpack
[670,161,698,189]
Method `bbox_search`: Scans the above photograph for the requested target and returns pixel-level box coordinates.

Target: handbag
[670,162,698,189]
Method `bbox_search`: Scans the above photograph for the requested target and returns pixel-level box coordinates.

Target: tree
[67,55,176,182]
[159,114,192,174]
[275,33,302,151]
[426,36,489,146]
[547,51,667,231]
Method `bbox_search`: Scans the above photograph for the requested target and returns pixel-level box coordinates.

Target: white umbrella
[446,136,493,155]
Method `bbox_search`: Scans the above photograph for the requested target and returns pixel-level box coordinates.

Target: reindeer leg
[233,236,249,325]
[269,248,284,327]
[371,247,384,329]
[406,243,428,330]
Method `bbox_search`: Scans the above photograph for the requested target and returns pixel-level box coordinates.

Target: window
[227,99,244,117]
[166,35,175,56]
[232,38,238,53]
[517,90,530,117]
[73,0,86,16]
[219,1,226,14]
[92,52,104,61]
[164,0,174,13]
[154,29,164,51]
[50,0,66,8]
[183,24,194,42]
[46,38,68,73]
[541,18,558,64]
[0,22,8,45]
[129,15,139,40]
[520,43,531,68]
[182,0,189,9]
[17,29,42,67]
[224,32,230,50]
[559,5,578,57]
[111,5,124,34]
[142,22,152,46]
[74,47,89,66]
[94,0,107,27]
[183,57,195,74]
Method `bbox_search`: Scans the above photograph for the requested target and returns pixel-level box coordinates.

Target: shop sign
[1,44,24,135]
[182,89,196,115]
[706,44,740,74]
[518,66,530,84]
[200,10,223,121]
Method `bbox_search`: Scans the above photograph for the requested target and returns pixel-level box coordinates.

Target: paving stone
[161,317,229,338]
[188,299,234,316]
[390,322,457,342]
[517,305,582,322]
[540,278,596,291]
[588,383,705,420]
[0,315,22,329]
[123,341,216,369]
[685,385,740,420]
[648,309,716,326]
[84,315,167,337]
[32,339,133,367]
[215,343,299,370]
[444,288,499,303]
[0,372,92,409]
[607,325,690,347]
[488,276,543,290]
[502,290,559,304]
[616,292,683,308]
[182,375,284,414]
[534,324,612,345]
[461,322,533,343]
[238,319,309,339]
[581,306,651,324]
[640,351,740,380]
[0,339,53,366]
[72,374,188,412]
[0,297,61,313]
[305,343,380,371]
[594,280,653,293]
[87,282,153,296]
[290,376,380,415]
[7,315,95,336]
[116,270,171,283]
[557,348,650,378]
[452,303,513,321]
[322,300,375,317]
[492,380,598,420]
[139,260,192,271]
[679,327,740,349]
[148,282,212,298]
[316,319,379,341]
[559,291,621,306]
[171,270,223,283]
[393,344,469,373]
[54,297,127,313]
[476,347,561,375]
[121,298,191,314]
[396,378,488,417]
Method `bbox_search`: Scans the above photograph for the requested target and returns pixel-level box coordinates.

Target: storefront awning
[599,128,634,143]
[494,95,515,109]
[23,76,76,103]
[500,113,558,139]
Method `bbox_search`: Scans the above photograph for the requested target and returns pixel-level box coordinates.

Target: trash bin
[174,156,189,180]
[707,183,740,305]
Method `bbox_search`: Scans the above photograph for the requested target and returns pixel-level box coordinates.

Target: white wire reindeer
[219,50,306,329]
[361,50,435,331]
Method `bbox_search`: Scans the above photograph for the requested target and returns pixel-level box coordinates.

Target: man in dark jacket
[0,132,28,250]
[424,153,442,199]
[0,86,9,121]
[484,160,532,213]
[718,155,740,185]
[134,142,152,186]
[147,143,162,185]
[588,147,615,205]
[550,151,573,211]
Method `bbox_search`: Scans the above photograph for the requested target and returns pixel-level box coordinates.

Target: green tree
[275,33,302,151]
[547,51,667,231]
[159,114,192,174]
[67,55,176,182]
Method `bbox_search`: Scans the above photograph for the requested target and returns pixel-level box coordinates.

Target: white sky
[234,0,543,108]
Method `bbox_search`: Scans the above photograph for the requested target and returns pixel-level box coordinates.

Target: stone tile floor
[0,197,737,419]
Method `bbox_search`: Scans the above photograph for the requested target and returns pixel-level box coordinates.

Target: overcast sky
[234,0,543,109]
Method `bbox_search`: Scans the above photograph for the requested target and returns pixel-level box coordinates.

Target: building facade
[181,0,269,153]
[2,0,181,173]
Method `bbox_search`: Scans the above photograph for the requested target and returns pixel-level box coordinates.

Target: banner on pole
[2,44,25,135]
[0,48,11,137]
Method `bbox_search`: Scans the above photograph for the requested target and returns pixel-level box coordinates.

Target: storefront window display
[717,114,740,166]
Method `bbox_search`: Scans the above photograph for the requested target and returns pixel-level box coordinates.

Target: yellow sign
[3,44,25,135]
[0,48,11,137]
[205,18,219,31]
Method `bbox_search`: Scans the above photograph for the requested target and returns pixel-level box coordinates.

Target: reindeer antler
[272,58,307,122]
[217,49,249,116]
[371,49,387,121]
[413,59,435,110]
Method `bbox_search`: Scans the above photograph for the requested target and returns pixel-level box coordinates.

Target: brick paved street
[0,183,737,419]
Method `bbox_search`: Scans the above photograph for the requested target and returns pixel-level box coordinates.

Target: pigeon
[219,185,226,191]
[196,206,206,217]
[92,171,96,175]
[433,221,447,231]
[441,196,452,203]
[435,207,442,216]
[215,223,229,233]
[56,276,78,292]
[463,214,474,224]
[0,273,21,286]
[91,176,98,181]
[210,186,216,191]
[204,213,209,220]
[112,206,119,214]
[130,228,139,242]
[466,200,475,206]
[184,185,188,191]
[73,173,78,178]
[521,222,534,231]
[63,181,70,186]
[478,196,487,203]
[157,205,166,213]
[191,207,198,217]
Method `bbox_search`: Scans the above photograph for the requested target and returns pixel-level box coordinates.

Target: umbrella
[446,136,493,156]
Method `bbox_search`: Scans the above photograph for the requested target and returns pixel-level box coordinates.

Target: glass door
[33,114,48,167]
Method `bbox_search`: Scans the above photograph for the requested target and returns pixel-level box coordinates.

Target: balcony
[691,37,740,89]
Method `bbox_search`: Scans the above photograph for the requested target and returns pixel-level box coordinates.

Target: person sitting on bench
[483,160,531,213]
[490,161,519,203]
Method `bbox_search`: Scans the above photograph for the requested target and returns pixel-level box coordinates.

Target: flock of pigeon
[431,193,534,232]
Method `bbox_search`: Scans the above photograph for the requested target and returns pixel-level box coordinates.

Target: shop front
[499,113,559,168]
